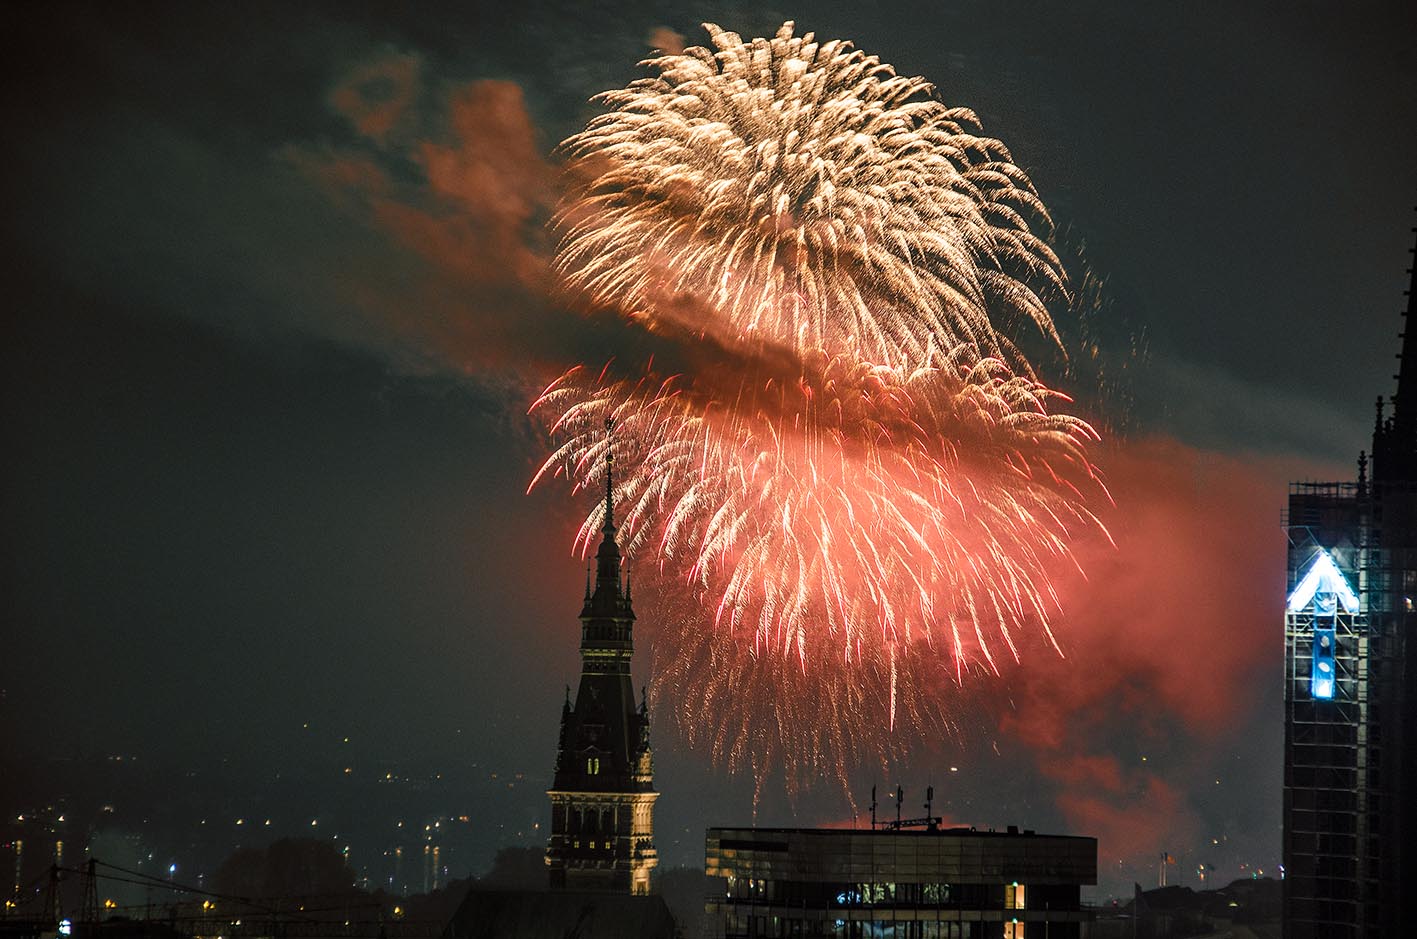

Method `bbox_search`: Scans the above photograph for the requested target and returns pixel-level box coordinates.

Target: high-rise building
[546,437,659,895]
[1282,223,1417,938]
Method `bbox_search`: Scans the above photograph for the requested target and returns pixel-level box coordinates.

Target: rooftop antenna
[870,785,878,829]
[924,785,935,826]
[895,784,903,828]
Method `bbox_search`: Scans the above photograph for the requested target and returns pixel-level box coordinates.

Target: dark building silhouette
[545,438,658,895]
[442,888,675,939]
[704,825,1095,938]
[1282,220,1417,937]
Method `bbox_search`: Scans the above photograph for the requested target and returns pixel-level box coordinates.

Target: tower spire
[1392,213,1417,427]
[603,417,616,535]
[1373,209,1417,483]
[590,417,624,606]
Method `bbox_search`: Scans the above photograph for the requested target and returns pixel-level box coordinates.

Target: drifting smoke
[531,22,1107,788]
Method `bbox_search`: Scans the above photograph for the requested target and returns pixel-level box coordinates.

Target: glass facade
[704,828,1094,939]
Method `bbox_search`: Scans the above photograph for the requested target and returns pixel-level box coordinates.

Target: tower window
[587,757,601,775]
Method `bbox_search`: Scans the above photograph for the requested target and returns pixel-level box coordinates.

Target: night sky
[4,0,1416,899]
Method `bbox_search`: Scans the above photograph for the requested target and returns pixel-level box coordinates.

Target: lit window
[587,757,600,775]
[1004,922,1025,939]
[1006,882,1026,910]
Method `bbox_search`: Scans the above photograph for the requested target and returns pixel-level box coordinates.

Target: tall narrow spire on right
[1372,209,1417,484]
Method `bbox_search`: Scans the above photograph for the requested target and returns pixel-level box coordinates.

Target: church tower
[546,427,658,895]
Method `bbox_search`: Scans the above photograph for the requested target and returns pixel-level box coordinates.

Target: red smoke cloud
[288,55,555,376]
[998,437,1332,871]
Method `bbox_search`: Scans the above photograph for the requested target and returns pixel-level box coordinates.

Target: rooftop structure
[704,824,1096,939]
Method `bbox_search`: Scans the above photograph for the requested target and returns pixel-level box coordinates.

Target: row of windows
[731,880,982,908]
[1286,811,1358,835]
[1286,767,1359,789]
[720,915,1072,939]
[1287,788,1378,811]
[724,880,1073,913]
[1288,743,1360,768]
[568,838,616,852]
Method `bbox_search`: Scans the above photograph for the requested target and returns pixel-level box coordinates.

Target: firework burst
[532,22,1105,788]
[555,21,1065,370]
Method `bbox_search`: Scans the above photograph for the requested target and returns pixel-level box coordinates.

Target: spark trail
[531,22,1106,788]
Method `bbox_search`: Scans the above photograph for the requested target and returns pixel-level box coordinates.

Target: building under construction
[1282,222,1417,937]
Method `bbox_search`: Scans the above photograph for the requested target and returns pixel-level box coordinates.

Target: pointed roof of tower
[603,417,617,536]
[1391,210,1417,444]
[587,417,627,615]
[1372,210,1417,484]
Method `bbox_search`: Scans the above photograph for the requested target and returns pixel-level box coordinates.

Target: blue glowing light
[1287,549,1359,614]
[1311,628,1336,699]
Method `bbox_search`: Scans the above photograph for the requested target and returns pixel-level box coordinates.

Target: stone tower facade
[546,441,658,895]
